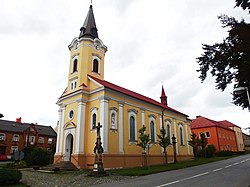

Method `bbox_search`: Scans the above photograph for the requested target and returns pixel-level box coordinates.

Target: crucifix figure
[91,122,107,176]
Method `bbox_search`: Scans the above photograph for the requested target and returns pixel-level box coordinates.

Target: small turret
[160,85,168,106]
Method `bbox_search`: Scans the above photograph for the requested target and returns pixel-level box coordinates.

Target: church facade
[54,5,193,169]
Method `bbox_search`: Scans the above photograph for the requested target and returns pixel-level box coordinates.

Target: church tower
[55,4,107,166]
[67,5,107,93]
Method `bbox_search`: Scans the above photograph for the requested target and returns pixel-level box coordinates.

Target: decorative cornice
[98,95,110,101]
[76,98,87,104]
[109,107,118,112]
[148,114,156,119]
[71,53,79,59]
[90,107,98,112]
[127,109,138,114]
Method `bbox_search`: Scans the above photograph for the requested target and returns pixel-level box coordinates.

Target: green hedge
[23,147,50,166]
[215,151,233,157]
[0,168,22,185]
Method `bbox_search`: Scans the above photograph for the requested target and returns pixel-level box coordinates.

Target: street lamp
[234,87,250,107]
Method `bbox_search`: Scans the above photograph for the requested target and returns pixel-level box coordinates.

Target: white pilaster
[141,109,145,126]
[58,105,66,154]
[99,96,109,152]
[75,99,86,154]
[185,123,190,155]
[173,118,179,155]
[55,108,62,154]
[159,115,162,129]
[119,102,124,153]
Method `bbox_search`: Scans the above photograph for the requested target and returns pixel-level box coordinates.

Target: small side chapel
[54,5,193,168]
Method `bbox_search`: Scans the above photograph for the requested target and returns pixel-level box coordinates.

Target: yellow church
[54,5,193,168]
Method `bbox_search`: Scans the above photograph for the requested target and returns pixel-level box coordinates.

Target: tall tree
[197,0,250,110]
[188,133,199,157]
[199,133,208,157]
[157,128,170,164]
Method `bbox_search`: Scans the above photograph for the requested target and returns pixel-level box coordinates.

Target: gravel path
[20,169,136,187]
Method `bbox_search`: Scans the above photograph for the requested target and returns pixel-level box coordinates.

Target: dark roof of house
[89,75,188,117]
[190,116,235,132]
[79,5,99,39]
[0,119,57,137]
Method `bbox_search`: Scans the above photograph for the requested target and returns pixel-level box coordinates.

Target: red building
[0,118,57,159]
[191,116,238,152]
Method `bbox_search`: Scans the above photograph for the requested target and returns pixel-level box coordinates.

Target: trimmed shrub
[215,151,233,157]
[206,144,216,158]
[23,147,50,166]
[0,168,22,185]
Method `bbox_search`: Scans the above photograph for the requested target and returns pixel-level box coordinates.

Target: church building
[54,5,193,168]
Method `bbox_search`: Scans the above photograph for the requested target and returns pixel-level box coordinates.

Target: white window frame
[128,110,137,142]
[205,131,210,138]
[70,79,77,90]
[29,136,35,145]
[72,56,78,73]
[0,133,5,141]
[90,107,98,130]
[149,116,156,143]
[12,134,19,142]
[68,109,74,120]
[11,146,18,154]
[165,120,172,143]
[48,138,53,144]
[110,107,118,130]
[38,137,44,144]
[92,56,100,74]
[179,123,184,146]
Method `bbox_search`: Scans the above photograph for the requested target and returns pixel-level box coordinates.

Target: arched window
[150,121,155,143]
[92,113,96,129]
[130,116,135,141]
[93,59,99,73]
[111,112,116,129]
[73,59,78,72]
[180,126,184,145]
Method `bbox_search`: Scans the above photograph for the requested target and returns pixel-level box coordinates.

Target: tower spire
[79,4,98,39]
[160,85,168,106]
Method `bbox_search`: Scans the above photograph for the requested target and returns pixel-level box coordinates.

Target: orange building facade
[191,116,238,152]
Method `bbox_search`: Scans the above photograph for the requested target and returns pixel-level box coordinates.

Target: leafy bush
[23,147,50,166]
[206,144,216,158]
[0,168,22,185]
[215,151,233,157]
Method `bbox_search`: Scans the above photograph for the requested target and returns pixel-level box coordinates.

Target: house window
[38,137,44,144]
[11,146,18,154]
[90,107,98,130]
[130,116,136,141]
[205,131,210,138]
[48,138,53,144]
[0,133,5,141]
[68,110,74,120]
[150,121,156,143]
[12,134,19,142]
[180,126,184,145]
[166,121,171,143]
[73,59,78,73]
[29,136,35,145]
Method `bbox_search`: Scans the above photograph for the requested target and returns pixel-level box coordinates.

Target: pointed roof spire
[79,5,99,39]
[160,85,168,106]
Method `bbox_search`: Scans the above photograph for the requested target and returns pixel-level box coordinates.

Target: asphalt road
[94,154,250,187]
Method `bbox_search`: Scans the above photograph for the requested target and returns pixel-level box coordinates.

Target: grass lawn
[109,156,231,176]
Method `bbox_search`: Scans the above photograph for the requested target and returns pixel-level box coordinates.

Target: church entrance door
[64,134,73,161]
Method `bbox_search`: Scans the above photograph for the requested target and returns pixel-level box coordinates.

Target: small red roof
[89,75,188,117]
[161,85,167,98]
[219,120,241,129]
[191,116,235,131]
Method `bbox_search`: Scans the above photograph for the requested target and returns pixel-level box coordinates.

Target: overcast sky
[0,0,249,133]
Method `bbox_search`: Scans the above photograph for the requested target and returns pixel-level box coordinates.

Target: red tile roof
[219,120,241,129]
[190,116,235,131]
[89,75,188,117]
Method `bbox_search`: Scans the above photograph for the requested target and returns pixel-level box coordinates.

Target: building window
[90,107,98,130]
[11,146,18,154]
[205,131,210,138]
[70,79,77,90]
[73,59,78,73]
[92,57,100,73]
[48,138,53,144]
[150,121,156,143]
[29,136,35,145]
[0,133,5,141]
[68,110,74,120]
[180,126,184,145]
[38,137,44,144]
[12,134,19,142]
[166,120,171,143]
[130,116,136,141]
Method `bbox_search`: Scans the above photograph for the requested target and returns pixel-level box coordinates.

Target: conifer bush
[0,168,22,185]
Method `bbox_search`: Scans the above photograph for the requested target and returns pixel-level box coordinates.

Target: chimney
[16,117,22,123]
